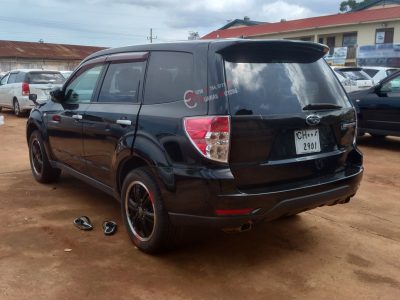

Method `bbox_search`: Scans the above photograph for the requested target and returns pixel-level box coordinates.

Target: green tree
[340,0,375,12]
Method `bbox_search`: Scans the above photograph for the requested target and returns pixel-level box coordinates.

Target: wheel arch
[116,156,151,195]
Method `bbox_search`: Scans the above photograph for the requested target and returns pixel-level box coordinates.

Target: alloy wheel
[31,139,43,175]
[125,181,156,242]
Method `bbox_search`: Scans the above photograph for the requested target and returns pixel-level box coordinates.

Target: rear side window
[144,52,193,104]
[363,69,379,77]
[7,73,18,84]
[16,72,26,83]
[98,61,145,103]
[224,59,350,116]
[27,72,64,84]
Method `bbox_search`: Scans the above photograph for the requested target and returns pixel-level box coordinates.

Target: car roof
[81,39,328,65]
[8,69,62,73]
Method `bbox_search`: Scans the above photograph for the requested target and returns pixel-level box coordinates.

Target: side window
[382,75,400,95]
[64,65,104,103]
[7,73,18,84]
[98,61,145,103]
[0,74,9,85]
[144,52,194,104]
[15,72,25,83]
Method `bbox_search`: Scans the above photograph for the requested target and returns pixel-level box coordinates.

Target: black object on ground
[103,220,117,236]
[73,216,93,231]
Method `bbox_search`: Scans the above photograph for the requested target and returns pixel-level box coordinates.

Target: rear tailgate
[219,41,356,189]
[27,72,65,101]
[30,83,63,100]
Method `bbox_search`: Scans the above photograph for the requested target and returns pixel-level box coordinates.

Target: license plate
[294,129,321,155]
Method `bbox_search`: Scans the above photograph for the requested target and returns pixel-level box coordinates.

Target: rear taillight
[22,82,30,96]
[184,116,230,163]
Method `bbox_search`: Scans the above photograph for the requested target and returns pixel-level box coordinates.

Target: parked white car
[331,67,374,91]
[361,66,399,83]
[332,69,356,93]
[0,69,65,116]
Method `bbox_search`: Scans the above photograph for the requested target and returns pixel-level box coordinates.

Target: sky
[0,0,342,47]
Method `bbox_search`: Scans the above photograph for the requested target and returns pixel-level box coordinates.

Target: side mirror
[50,88,64,103]
[29,93,38,104]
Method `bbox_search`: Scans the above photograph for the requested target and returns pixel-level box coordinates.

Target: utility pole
[147,28,157,43]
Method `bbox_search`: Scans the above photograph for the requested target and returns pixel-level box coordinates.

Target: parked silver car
[0,69,65,116]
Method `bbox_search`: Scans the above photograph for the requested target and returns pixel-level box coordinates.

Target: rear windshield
[224,59,350,116]
[27,72,65,84]
[339,70,369,81]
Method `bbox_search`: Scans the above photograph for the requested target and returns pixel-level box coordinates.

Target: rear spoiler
[215,40,329,63]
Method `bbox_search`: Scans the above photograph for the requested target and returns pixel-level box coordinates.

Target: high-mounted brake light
[184,116,230,163]
[22,82,30,96]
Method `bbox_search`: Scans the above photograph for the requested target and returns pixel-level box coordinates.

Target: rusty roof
[0,40,107,60]
[203,6,400,39]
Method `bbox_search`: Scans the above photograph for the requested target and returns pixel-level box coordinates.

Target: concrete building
[0,40,106,72]
[203,1,400,66]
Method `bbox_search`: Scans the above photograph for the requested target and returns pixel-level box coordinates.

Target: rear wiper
[303,103,342,110]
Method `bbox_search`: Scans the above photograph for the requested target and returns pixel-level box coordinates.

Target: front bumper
[167,166,363,228]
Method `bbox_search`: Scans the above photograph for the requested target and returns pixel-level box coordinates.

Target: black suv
[27,40,363,253]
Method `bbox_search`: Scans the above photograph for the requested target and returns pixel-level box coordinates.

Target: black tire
[29,130,61,183]
[121,167,178,254]
[13,99,23,117]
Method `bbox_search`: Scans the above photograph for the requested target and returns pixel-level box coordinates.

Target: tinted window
[65,65,104,103]
[27,72,64,84]
[7,73,18,84]
[224,59,350,116]
[144,52,193,104]
[98,61,145,103]
[363,69,379,77]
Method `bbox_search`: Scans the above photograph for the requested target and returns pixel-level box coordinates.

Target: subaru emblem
[306,115,321,126]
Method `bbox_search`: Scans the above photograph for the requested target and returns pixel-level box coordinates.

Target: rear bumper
[168,166,363,228]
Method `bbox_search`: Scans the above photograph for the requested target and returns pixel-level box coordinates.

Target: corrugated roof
[0,40,106,60]
[202,6,400,39]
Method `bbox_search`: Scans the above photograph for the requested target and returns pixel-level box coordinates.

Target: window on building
[375,28,394,44]
[318,37,324,44]
[326,36,336,55]
[342,32,357,47]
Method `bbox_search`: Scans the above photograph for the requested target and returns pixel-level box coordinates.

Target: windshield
[340,70,369,81]
[27,72,65,84]
[224,59,350,116]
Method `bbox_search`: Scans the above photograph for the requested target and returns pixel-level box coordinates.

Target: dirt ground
[0,110,399,300]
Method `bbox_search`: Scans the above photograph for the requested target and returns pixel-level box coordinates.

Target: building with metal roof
[0,40,106,72]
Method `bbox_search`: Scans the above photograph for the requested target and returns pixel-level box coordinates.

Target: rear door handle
[72,114,82,120]
[116,119,132,126]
